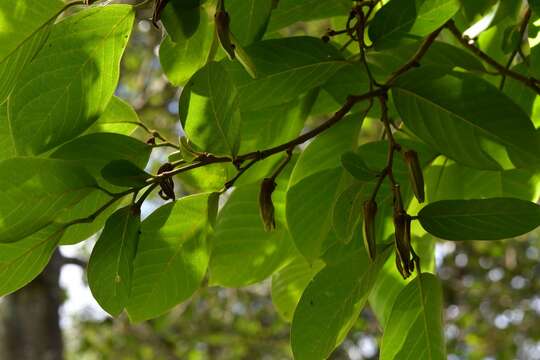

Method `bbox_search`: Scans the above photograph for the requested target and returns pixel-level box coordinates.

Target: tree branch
[499,7,532,90]
[446,20,540,94]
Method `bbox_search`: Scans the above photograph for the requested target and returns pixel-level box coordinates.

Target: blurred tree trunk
[0,250,64,360]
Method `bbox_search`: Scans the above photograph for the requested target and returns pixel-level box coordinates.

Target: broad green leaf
[51,133,151,183]
[290,113,364,186]
[267,0,350,32]
[418,198,540,240]
[332,182,368,242]
[58,191,118,246]
[180,61,241,156]
[127,194,213,322]
[287,168,349,260]
[271,256,324,322]
[209,177,294,287]
[0,224,63,296]
[0,158,97,243]
[160,6,214,86]
[341,151,378,181]
[51,132,151,245]
[369,0,460,49]
[0,0,63,61]
[224,36,348,111]
[425,159,540,202]
[239,97,308,154]
[393,67,540,170]
[101,160,151,188]
[87,206,141,316]
[0,25,52,104]
[228,0,273,46]
[8,5,134,155]
[160,0,202,42]
[367,41,486,83]
[531,0,540,16]
[88,96,139,135]
[380,273,445,360]
[291,247,389,360]
[0,0,64,102]
[287,114,364,259]
[0,103,15,161]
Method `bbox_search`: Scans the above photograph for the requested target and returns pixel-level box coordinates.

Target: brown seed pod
[157,163,175,201]
[259,178,277,232]
[362,199,378,261]
[152,0,169,28]
[215,0,236,60]
[404,150,425,203]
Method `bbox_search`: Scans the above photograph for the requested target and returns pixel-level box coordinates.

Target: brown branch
[236,88,386,163]
[446,20,540,94]
[385,24,445,86]
[500,7,532,90]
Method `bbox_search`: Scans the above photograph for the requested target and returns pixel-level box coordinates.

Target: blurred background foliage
[3,3,539,360]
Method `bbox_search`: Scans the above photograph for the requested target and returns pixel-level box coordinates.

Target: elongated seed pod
[152,0,169,28]
[362,199,377,261]
[157,163,176,201]
[215,0,236,60]
[393,210,411,279]
[259,178,277,232]
[395,249,409,279]
[404,150,425,203]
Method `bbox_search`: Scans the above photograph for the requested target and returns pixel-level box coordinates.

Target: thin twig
[385,24,445,86]
[500,7,532,90]
[446,20,540,94]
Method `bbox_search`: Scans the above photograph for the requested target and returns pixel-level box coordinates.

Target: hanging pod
[259,178,277,232]
[403,150,425,203]
[362,199,378,261]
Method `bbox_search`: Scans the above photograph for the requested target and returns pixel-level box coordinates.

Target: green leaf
[160,0,202,42]
[418,198,540,240]
[531,0,540,16]
[392,67,540,170]
[369,0,460,49]
[209,180,294,287]
[127,193,213,322]
[332,182,368,243]
[287,114,364,259]
[8,5,134,155]
[0,0,64,102]
[291,247,389,360]
[101,160,151,188]
[87,206,141,316]
[224,36,348,111]
[0,103,15,161]
[271,256,325,322]
[267,0,350,32]
[87,96,139,135]
[0,224,63,296]
[341,151,379,181]
[0,0,63,61]
[239,97,307,154]
[159,6,214,86]
[380,273,445,360]
[228,0,273,46]
[51,132,151,245]
[0,25,52,104]
[290,113,364,186]
[367,41,486,82]
[51,133,151,184]
[180,61,241,156]
[0,158,97,243]
[425,159,540,202]
[58,191,118,246]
